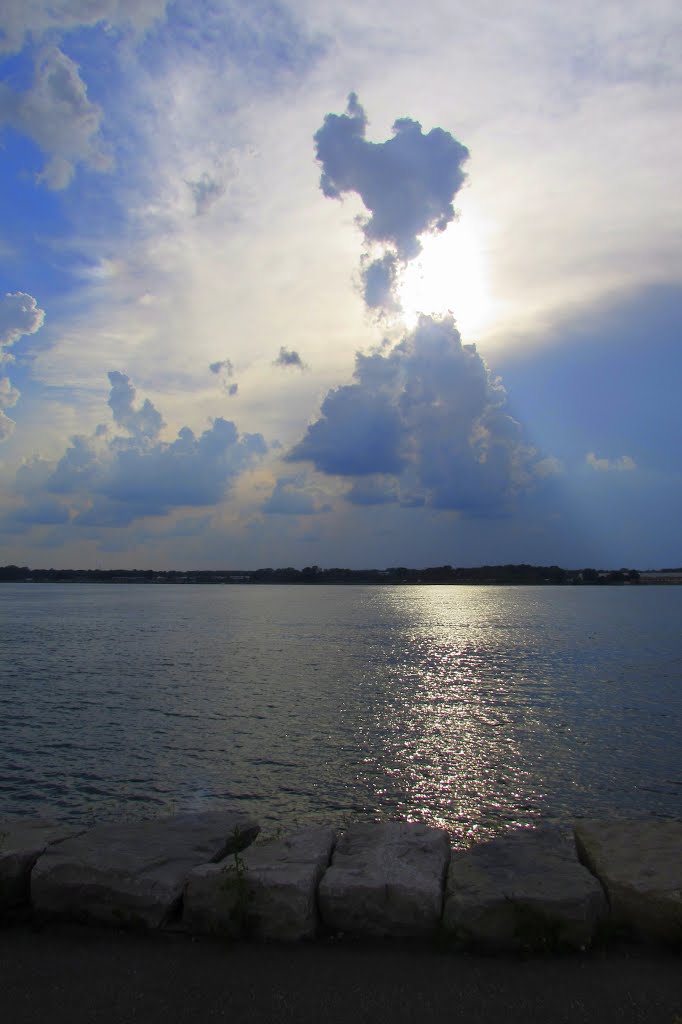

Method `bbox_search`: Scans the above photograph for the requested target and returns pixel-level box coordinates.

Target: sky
[0,0,680,571]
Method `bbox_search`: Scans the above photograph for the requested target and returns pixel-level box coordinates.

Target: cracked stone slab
[31,810,259,929]
[318,822,450,938]
[184,826,336,941]
[442,828,607,951]
[574,817,682,943]
[0,818,83,911]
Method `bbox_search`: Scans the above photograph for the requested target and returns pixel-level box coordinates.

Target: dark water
[0,583,680,844]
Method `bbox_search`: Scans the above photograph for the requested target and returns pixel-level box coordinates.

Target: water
[0,583,680,844]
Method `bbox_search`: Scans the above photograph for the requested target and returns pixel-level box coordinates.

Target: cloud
[586,452,637,472]
[0,47,111,189]
[314,93,469,261]
[534,456,563,478]
[0,410,16,442]
[209,359,234,376]
[188,174,225,215]
[289,382,405,476]
[60,412,266,525]
[361,253,401,312]
[0,0,168,55]
[209,359,239,396]
[107,370,164,442]
[288,314,547,515]
[262,476,320,516]
[5,372,267,529]
[0,291,45,353]
[0,291,46,441]
[274,346,306,369]
[0,377,20,408]
[1,497,71,531]
[345,475,399,506]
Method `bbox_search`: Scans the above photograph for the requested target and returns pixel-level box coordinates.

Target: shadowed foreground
[1,925,680,1024]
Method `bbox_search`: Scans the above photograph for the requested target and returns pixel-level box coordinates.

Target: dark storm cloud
[274,347,306,369]
[314,93,469,260]
[288,314,549,515]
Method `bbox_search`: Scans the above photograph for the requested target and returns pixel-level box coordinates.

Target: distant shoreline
[2,563,682,585]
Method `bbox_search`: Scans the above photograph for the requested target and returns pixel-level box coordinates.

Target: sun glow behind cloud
[397,203,499,340]
[0,0,680,570]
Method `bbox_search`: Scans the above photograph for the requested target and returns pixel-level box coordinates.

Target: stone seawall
[1,813,680,951]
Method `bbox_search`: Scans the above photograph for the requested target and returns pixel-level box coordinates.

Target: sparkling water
[1,583,680,844]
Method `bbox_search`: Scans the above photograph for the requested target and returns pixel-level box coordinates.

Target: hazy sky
[1,0,680,569]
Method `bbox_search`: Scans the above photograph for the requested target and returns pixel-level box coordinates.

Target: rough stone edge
[573,818,682,946]
[29,814,260,931]
[183,826,337,942]
[317,823,451,939]
[0,821,86,914]
[0,814,679,949]
[442,850,608,952]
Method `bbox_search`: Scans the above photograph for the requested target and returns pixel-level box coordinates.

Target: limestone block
[184,827,336,941]
[31,810,259,929]
[318,822,450,938]
[443,828,607,951]
[574,817,682,943]
[0,818,82,910]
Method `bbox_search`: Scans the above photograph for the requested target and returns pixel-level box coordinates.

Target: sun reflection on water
[354,586,547,846]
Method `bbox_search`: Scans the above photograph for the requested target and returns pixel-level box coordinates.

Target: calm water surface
[1,583,680,844]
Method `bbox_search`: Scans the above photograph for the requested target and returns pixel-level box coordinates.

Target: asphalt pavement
[1,923,680,1024]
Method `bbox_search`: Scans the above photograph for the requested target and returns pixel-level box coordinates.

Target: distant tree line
[0,563,647,584]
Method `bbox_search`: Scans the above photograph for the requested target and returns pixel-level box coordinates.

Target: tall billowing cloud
[289,314,548,515]
[0,291,45,442]
[0,47,110,188]
[314,93,469,262]
[304,101,555,518]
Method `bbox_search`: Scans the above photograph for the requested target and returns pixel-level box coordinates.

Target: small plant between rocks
[218,835,252,936]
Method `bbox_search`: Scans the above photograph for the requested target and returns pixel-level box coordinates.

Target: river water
[1,583,680,843]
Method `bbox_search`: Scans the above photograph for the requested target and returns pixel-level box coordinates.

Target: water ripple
[0,582,680,841]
